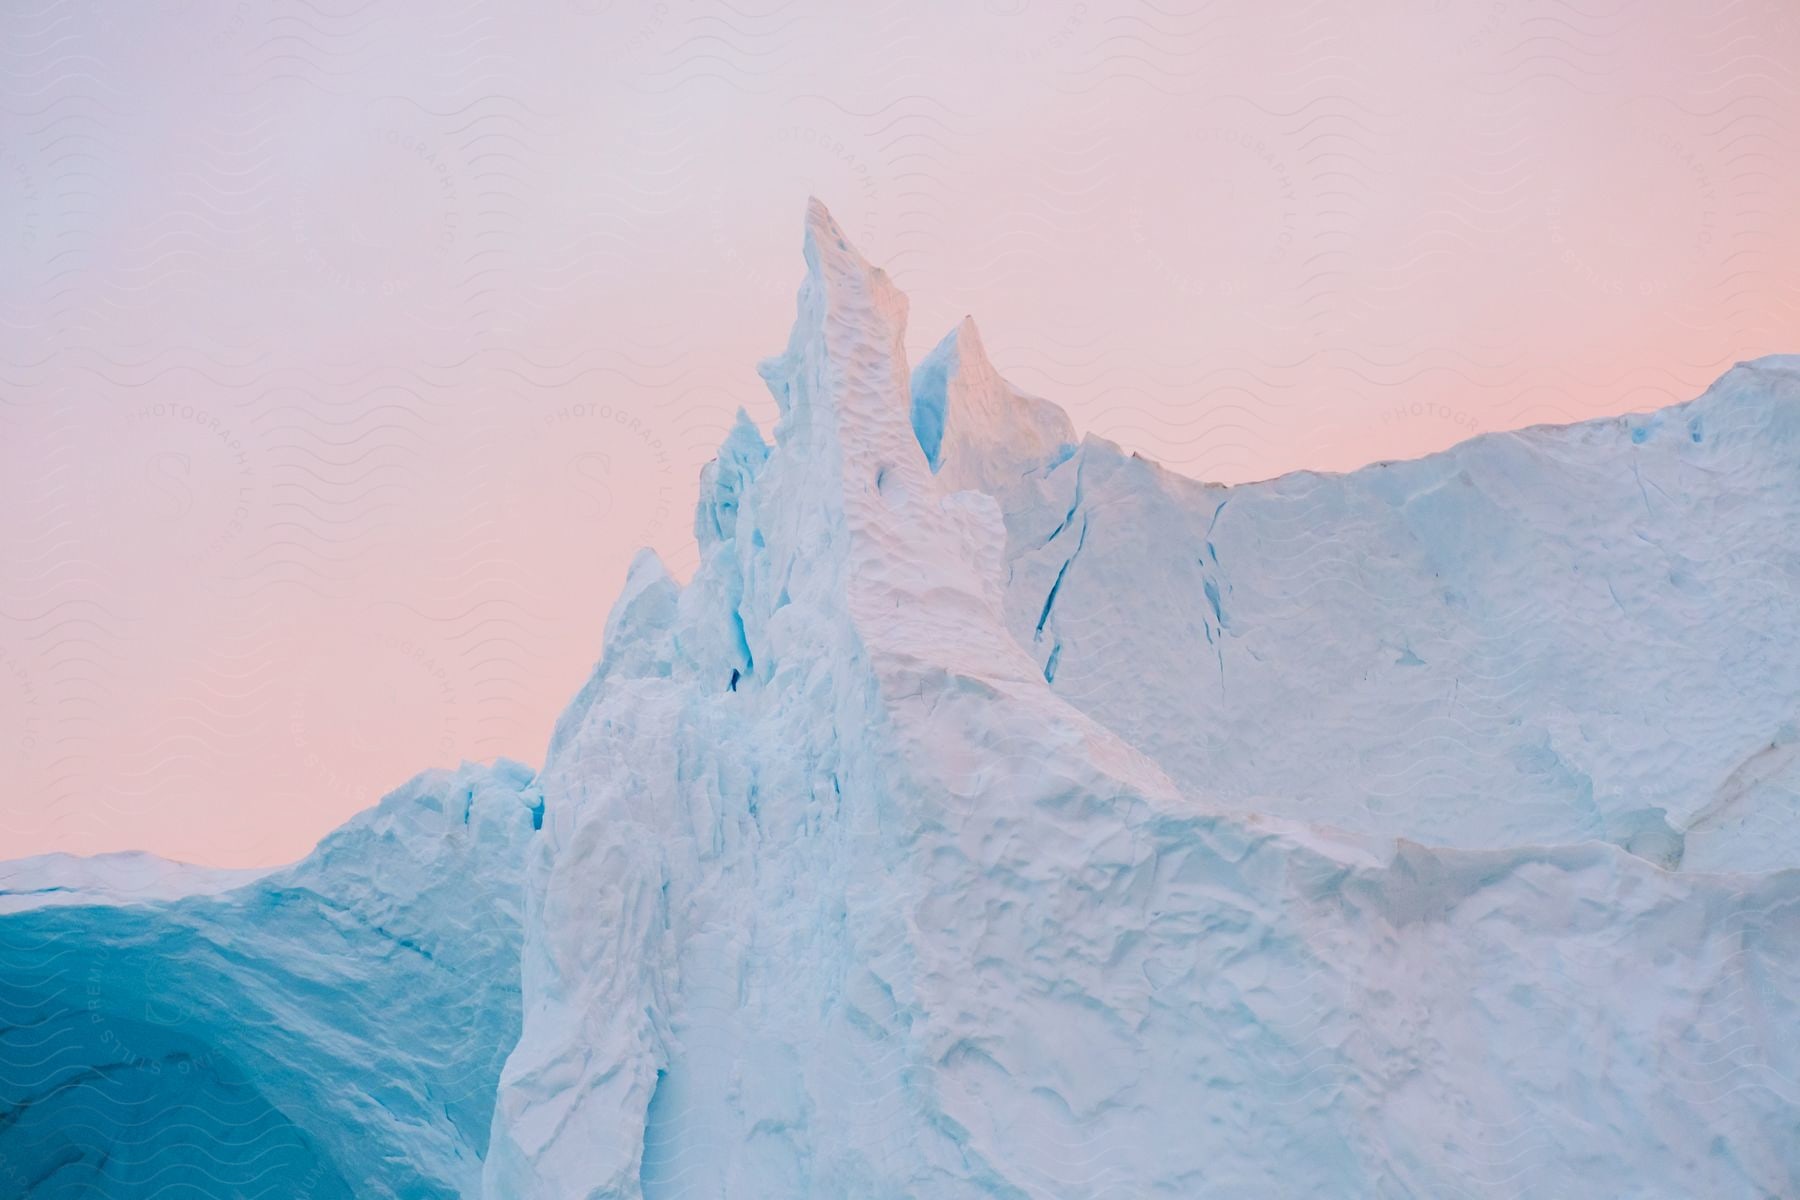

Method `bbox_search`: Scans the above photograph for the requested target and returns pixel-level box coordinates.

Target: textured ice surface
[4,206,1798,1198]
[0,761,539,1198]
[986,355,1800,871]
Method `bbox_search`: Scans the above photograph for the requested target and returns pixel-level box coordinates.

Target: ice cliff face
[988,356,1800,873]
[5,202,1799,1199]
[0,762,539,1198]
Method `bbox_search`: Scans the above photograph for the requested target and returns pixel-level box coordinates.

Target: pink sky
[3,0,1798,866]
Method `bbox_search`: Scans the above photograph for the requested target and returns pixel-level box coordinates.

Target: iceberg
[1,762,538,1197]
[4,202,1797,1198]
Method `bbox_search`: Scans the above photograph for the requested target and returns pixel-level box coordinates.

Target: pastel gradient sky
[3,0,1797,866]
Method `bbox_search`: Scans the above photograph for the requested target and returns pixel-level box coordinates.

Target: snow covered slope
[4,203,1798,1199]
[977,351,1800,873]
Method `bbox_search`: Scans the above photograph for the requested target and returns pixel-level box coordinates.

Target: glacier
[3,201,1798,1198]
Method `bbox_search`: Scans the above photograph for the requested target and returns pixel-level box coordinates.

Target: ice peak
[937,316,995,387]
[910,314,1076,494]
[755,199,923,492]
[598,548,678,673]
[620,545,671,593]
[695,409,769,549]
[800,196,861,277]
[949,312,985,355]
[723,405,766,450]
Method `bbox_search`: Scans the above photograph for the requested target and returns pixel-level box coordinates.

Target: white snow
[0,851,271,915]
[4,203,1798,1199]
[987,351,1800,872]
